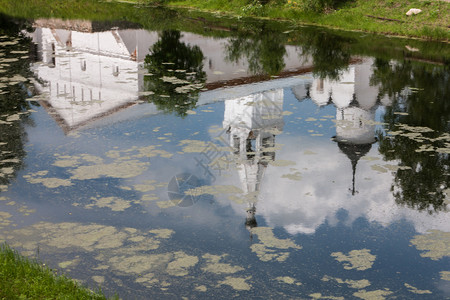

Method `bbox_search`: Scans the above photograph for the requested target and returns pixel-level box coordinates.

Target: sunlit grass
[167,0,450,41]
[0,243,110,299]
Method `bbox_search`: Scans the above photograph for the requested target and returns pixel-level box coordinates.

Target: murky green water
[0,7,449,299]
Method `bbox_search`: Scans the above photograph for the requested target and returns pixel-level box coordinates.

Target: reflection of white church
[29,19,311,133]
[223,89,284,230]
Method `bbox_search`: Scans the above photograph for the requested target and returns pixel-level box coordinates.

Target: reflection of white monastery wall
[31,27,144,130]
[30,23,309,131]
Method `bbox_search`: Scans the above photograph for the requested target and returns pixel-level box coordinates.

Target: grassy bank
[163,0,450,41]
[0,0,448,41]
[0,243,109,299]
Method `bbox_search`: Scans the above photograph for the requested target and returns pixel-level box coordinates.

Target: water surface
[0,9,449,299]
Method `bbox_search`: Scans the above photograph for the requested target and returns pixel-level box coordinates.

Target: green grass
[0,243,110,300]
[165,0,450,41]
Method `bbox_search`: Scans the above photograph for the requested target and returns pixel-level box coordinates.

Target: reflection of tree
[301,31,352,80]
[374,58,450,214]
[0,15,36,186]
[225,26,286,76]
[143,30,206,117]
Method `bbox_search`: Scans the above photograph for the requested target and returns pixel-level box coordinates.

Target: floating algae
[352,289,393,300]
[275,276,302,285]
[404,283,432,294]
[218,276,252,291]
[84,197,131,212]
[250,227,301,262]
[322,275,370,289]
[331,249,376,271]
[410,230,450,260]
[440,271,450,281]
[201,253,244,274]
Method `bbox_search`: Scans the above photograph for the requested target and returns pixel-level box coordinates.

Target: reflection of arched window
[81,60,86,71]
[112,65,119,77]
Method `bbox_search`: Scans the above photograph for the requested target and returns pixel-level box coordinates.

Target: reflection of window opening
[112,66,119,77]
[262,136,276,161]
[81,89,84,101]
[56,83,59,97]
[72,87,75,99]
[99,91,101,101]
[50,43,56,68]
[90,90,93,101]
[246,139,255,160]
[209,59,212,70]
[233,136,240,155]
[81,60,86,71]
[30,43,39,62]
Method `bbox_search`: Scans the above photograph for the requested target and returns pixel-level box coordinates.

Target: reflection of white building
[221,58,449,237]
[29,19,312,133]
[223,89,284,231]
[308,60,386,195]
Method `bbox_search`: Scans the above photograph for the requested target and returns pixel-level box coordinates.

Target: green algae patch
[281,171,302,181]
[70,160,149,180]
[195,285,207,292]
[178,139,208,153]
[148,229,174,239]
[185,185,243,196]
[58,258,79,269]
[309,293,344,299]
[23,172,73,188]
[331,249,376,271]
[404,283,432,294]
[275,276,301,285]
[166,251,199,276]
[322,275,370,289]
[440,271,450,281]
[201,253,244,274]
[84,197,131,212]
[0,211,12,228]
[353,289,393,300]
[218,276,252,291]
[268,160,296,167]
[250,227,301,262]
[156,201,177,209]
[410,230,450,260]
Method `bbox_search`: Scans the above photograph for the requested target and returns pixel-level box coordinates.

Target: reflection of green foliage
[374,59,450,214]
[225,25,286,76]
[301,31,352,80]
[0,15,36,186]
[144,30,206,117]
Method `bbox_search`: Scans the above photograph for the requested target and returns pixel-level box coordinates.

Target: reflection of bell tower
[309,61,379,195]
[223,89,284,235]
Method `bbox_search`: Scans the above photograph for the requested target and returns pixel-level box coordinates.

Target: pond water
[0,7,449,299]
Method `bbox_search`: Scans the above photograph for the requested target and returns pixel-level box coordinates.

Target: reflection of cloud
[218,135,450,235]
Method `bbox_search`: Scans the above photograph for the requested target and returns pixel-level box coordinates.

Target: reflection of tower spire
[223,89,284,239]
[307,60,380,195]
[335,141,372,195]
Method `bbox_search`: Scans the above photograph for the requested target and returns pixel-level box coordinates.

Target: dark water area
[0,7,449,299]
